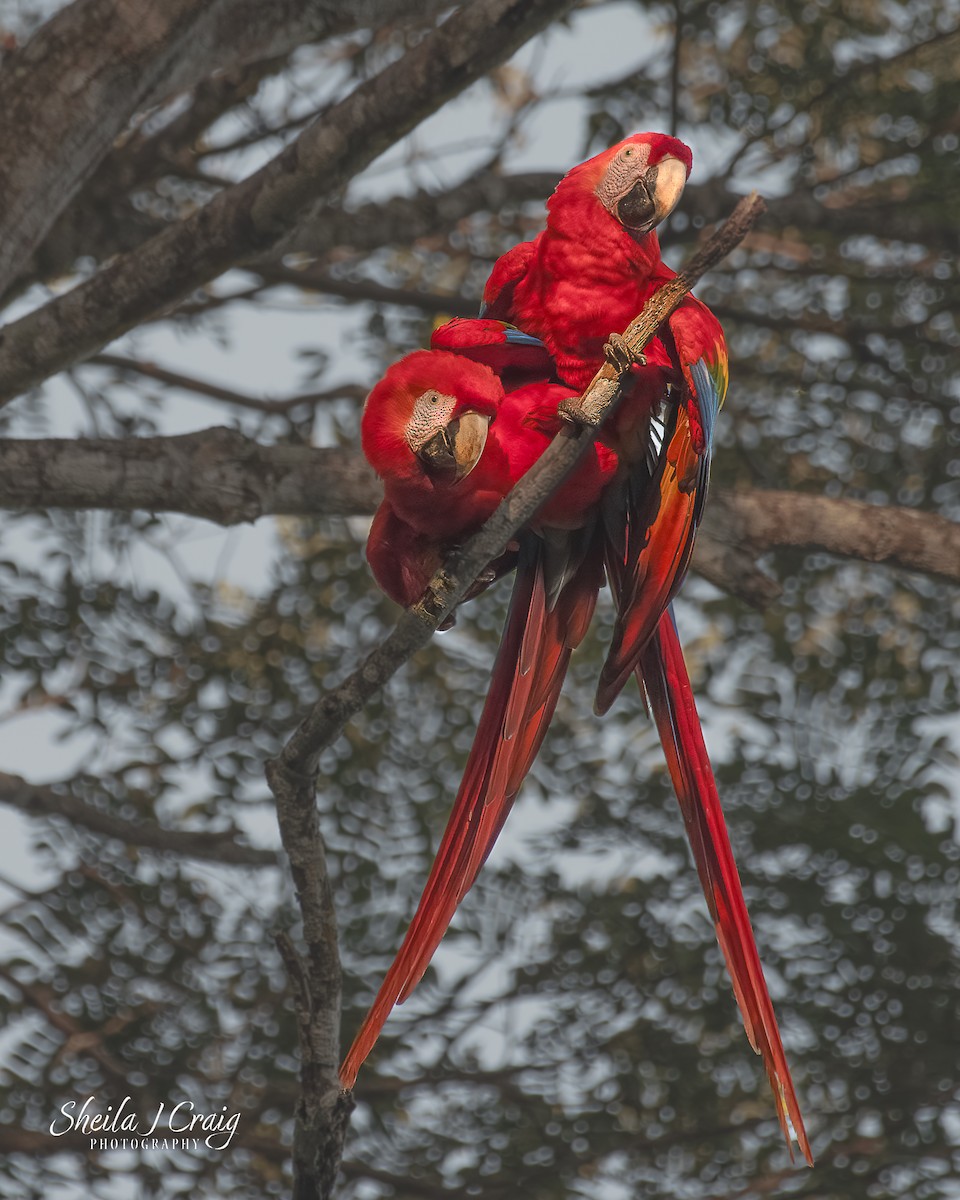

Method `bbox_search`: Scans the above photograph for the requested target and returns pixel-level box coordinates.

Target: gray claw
[604,333,645,375]
[558,396,601,429]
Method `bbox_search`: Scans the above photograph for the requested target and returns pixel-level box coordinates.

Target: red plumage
[344,340,615,1088]
[343,134,811,1165]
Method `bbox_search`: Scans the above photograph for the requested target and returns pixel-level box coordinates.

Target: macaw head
[550,132,693,241]
[361,350,503,485]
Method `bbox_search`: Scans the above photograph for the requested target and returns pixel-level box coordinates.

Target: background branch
[0,0,575,408]
[89,354,367,414]
[3,431,954,589]
[0,773,276,866]
[0,0,434,296]
[709,491,960,586]
[0,428,380,525]
[0,0,216,294]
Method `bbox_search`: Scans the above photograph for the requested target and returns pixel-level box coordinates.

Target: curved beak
[618,155,688,235]
[649,155,688,224]
[418,410,490,482]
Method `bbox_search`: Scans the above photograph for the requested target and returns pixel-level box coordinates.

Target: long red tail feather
[637,613,813,1164]
[340,535,601,1089]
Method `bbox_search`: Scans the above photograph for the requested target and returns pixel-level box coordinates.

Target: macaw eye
[623,147,634,157]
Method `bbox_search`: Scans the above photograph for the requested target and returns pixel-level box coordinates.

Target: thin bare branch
[278,168,559,258]
[254,263,478,318]
[90,353,366,413]
[0,772,276,866]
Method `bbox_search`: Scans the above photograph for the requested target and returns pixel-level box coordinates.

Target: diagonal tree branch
[0,0,575,409]
[19,154,560,305]
[0,0,216,294]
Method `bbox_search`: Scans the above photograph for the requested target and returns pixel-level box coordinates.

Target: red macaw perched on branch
[360,345,615,571]
[481,132,810,1160]
[341,137,812,1163]
[482,131,726,712]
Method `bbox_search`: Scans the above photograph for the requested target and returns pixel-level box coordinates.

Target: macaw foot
[557,396,602,428]
[604,332,645,375]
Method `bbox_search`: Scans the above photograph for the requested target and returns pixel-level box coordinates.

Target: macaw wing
[431,316,554,380]
[666,294,727,460]
[594,400,701,713]
[367,500,520,621]
[594,297,727,714]
[636,611,813,1166]
[340,531,604,1089]
[366,501,442,610]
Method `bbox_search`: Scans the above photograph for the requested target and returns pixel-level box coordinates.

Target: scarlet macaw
[360,346,615,559]
[482,132,727,710]
[342,136,812,1161]
[481,133,810,1160]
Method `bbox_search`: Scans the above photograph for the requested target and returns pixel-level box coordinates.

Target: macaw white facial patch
[405,390,459,454]
[596,142,653,209]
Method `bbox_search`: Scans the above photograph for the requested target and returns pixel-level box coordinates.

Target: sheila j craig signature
[50,1096,240,1151]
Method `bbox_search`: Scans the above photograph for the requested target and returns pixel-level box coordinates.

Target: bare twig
[90,353,366,413]
[254,263,478,318]
[0,772,276,866]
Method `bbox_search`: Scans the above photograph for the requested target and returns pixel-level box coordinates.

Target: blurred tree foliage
[0,0,958,1198]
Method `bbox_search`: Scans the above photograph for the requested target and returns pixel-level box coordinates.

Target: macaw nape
[343,135,812,1165]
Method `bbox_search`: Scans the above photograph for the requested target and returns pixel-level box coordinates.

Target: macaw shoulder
[670,295,727,360]
[669,297,728,393]
[482,237,539,318]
